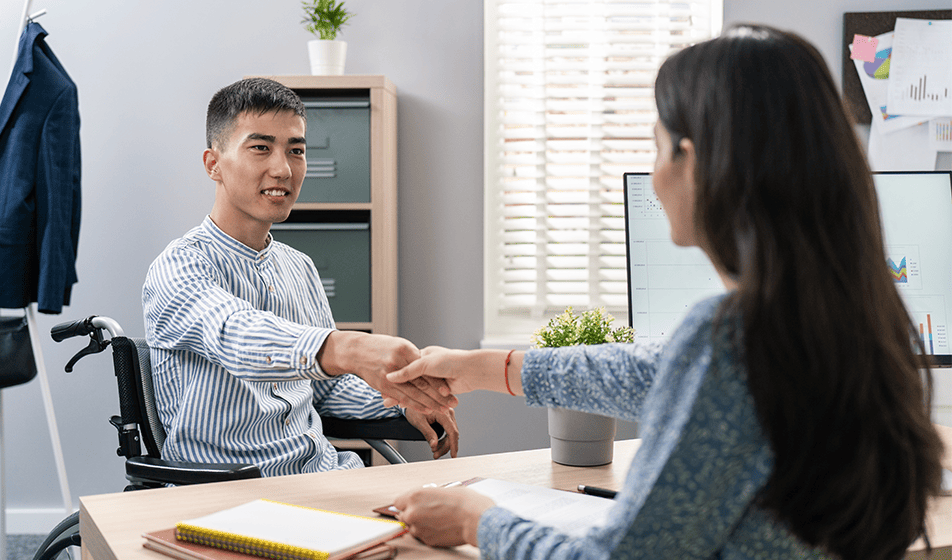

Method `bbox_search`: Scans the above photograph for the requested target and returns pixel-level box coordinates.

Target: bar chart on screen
[906,296,950,357]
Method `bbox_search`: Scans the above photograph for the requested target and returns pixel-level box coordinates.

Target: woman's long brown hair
[654,25,943,559]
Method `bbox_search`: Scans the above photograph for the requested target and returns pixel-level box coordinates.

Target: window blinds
[484,0,719,337]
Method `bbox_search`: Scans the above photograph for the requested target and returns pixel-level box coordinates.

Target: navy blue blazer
[0,22,81,314]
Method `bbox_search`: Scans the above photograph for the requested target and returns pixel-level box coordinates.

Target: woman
[388,24,944,560]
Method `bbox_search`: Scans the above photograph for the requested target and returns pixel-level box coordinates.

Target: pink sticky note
[850,34,878,63]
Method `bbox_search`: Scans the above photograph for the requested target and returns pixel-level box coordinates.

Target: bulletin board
[843,10,951,124]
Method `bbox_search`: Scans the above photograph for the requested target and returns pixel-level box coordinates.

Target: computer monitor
[623,171,952,367]
[875,171,952,366]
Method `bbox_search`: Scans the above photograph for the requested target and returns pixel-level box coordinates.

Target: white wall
[0,0,948,534]
[0,0,491,532]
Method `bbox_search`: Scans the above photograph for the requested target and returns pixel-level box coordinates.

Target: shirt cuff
[294,327,334,379]
[519,348,556,408]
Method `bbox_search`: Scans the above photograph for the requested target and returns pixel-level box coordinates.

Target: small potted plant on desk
[301,0,353,75]
[532,307,635,466]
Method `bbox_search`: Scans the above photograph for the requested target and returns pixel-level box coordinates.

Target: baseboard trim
[5,508,75,535]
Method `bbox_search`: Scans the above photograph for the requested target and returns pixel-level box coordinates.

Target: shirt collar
[201,216,274,262]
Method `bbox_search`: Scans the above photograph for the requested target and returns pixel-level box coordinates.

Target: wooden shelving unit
[258,75,398,336]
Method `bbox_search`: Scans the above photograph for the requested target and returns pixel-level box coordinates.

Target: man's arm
[318,330,458,413]
[145,239,456,411]
[144,243,335,381]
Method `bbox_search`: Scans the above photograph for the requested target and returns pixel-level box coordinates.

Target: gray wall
[0,0,948,533]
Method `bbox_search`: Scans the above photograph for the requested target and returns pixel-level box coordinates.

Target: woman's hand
[387,347,523,396]
[393,487,496,547]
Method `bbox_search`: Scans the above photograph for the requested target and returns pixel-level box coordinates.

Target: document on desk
[464,478,615,537]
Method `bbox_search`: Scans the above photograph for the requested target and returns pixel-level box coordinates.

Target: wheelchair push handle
[50,316,126,372]
[51,316,125,341]
[50,317,96,342]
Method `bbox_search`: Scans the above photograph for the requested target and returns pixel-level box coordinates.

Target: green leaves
[301,0,353,41]
[531,307,635,348]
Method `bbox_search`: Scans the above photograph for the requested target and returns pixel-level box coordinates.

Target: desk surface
[81,431,952,560]
[80,441,641,560]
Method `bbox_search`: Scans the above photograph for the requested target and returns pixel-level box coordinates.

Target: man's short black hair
[206,78,306,149]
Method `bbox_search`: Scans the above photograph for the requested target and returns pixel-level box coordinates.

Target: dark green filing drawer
[300,96,371,203]
[271,223,371,323]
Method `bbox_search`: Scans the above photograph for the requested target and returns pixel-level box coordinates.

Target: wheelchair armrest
[322,416,445,442]
[126,456,261,486]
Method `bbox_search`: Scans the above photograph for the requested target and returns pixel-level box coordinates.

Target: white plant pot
[548,407,616,466]
[307,39,347,75]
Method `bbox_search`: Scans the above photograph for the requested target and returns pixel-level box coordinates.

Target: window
[483,0,721,343]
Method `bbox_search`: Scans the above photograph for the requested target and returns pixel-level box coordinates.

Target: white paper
[850,32,928,134]
[886,18,952,117]
[466,478,615,537]
[929,118,952,152]
[867,117,938,171]
[178,499,405,558]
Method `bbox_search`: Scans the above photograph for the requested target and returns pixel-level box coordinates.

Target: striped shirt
[142,216,400,476]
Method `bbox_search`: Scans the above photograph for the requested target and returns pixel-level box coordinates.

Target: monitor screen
[874,171,952,367]
[623,172,725,342]
[623,171,952,367]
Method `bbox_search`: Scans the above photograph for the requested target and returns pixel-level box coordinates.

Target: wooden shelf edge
[337,322,374,331]
[251,75,396,94]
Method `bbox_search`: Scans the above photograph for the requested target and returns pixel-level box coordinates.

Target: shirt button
[268,286,275,293]
[285,418,291,426]
[265,356,272,364]
[299,356,307,365]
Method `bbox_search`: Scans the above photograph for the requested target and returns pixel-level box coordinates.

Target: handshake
[319,330,521,460]
[318,330,460,413]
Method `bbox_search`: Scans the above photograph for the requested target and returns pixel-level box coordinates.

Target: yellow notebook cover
[175,499,406,560]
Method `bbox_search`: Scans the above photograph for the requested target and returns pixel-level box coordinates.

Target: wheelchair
[32,315,442,560]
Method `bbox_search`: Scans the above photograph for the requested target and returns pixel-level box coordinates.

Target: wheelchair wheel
[32,511,80,560]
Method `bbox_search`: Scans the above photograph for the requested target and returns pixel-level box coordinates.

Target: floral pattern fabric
[477,294,835,559]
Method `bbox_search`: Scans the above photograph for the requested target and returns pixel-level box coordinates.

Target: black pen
[577,484,617,499]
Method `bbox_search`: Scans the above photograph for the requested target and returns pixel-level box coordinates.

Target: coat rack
[1,2,73,559]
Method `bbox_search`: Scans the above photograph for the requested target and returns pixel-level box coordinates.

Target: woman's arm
[388,342,664,422]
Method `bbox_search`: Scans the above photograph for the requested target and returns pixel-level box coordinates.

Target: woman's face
[652,121,698,248]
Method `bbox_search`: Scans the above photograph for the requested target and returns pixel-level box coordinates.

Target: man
[143,78,458,476]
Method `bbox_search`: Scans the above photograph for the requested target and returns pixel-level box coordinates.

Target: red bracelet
[504,349,516,396]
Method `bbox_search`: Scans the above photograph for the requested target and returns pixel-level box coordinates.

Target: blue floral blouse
[476,294,836,559]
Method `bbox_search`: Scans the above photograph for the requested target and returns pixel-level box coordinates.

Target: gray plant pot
[548,407,616,466]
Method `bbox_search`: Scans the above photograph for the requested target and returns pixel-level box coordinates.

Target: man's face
[205,109,307,248]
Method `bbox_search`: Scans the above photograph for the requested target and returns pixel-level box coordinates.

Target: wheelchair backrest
[110,337,166,457]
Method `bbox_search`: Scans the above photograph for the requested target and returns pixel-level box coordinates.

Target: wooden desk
[80,441,641,560]
[910,424,952,560]
[80,431,952,560]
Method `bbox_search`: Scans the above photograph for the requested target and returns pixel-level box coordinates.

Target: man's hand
[318,331,459,413]
[405,407,459,459]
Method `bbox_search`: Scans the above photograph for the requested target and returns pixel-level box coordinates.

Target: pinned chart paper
[886,18,952,117]
[930,118,952,152]
[850,32,927,134]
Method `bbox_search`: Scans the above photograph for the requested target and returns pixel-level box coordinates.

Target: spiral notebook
[142,528,396,560]
[168,499,406,560]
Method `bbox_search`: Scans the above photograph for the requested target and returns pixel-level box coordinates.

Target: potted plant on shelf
[301,0,353,75]
[532,307,635,466]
